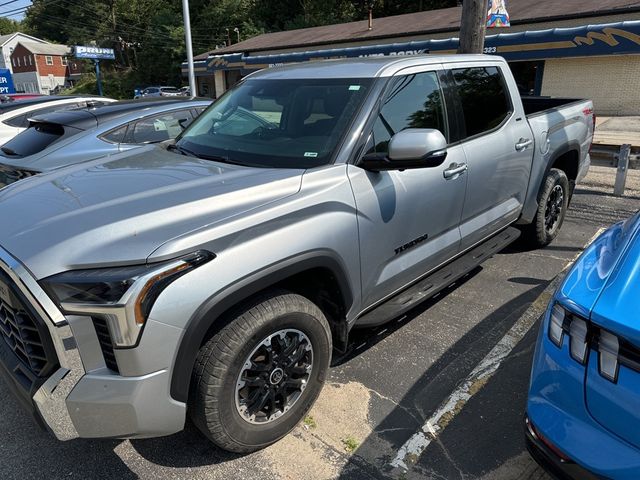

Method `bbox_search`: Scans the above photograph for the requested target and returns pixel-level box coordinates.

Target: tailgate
[584,222,640,449]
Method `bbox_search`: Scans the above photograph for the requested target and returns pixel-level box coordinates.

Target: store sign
[74,46,115,60]
[0,69,15,94]
[487,0,510,28]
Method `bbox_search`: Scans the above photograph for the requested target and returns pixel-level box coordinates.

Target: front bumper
[0,246,186,440]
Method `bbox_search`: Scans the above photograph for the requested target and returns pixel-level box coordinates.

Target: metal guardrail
[614,144,631,196]
[590,144,635,196]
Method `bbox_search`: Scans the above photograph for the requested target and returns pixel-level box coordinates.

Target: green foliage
[303,415,317,428]
[21,0,458,90]
[62,70,138,99]
[0,17,22,36]
[342,434,359,453]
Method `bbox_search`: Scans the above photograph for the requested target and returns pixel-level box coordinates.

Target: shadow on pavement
[332,267,484,368]
[337,279,549,479]
[130,421,244,468]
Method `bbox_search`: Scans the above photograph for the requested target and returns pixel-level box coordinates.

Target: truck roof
[249,54,504,80]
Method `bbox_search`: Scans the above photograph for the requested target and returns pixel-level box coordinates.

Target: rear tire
[189,291,332,453]
[523,168,569,247]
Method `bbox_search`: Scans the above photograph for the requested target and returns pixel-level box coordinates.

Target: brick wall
[10,43,36,73]
[541,55,640,115]
[35,53,69,77]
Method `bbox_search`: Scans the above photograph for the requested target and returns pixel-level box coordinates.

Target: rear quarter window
[100,125,128,144]
[452,66,512,139]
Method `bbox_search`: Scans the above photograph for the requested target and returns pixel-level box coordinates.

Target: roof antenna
[367,1,374,30]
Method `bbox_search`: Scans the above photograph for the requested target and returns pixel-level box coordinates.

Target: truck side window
[367,71,446,155]
[452,66,511,138]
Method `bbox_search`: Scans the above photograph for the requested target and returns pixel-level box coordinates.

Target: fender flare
[537,141,581,202]
[170,251,354,402]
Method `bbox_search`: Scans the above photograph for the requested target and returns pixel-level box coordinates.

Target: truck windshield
[175,77,372,168]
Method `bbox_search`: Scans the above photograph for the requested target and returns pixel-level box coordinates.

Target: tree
[0,17,22,35]
[457,0,487,53]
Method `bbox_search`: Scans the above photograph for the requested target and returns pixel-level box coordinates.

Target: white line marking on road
[389,229,605,473]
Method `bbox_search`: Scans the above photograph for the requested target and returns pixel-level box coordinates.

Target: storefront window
[508,61,544,96]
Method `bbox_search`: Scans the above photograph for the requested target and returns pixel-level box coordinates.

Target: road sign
[74,46,115,60]
[0,69,15,94]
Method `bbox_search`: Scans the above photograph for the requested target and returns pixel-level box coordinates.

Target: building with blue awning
[183,1,640,115]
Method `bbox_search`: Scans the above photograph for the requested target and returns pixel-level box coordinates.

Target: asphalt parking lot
[1,165,639,480]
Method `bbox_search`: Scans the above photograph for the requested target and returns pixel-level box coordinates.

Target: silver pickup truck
[0,55,593,452]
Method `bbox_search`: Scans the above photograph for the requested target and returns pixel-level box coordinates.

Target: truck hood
[0,145,303,279]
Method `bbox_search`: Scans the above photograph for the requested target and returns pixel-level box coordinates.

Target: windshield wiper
[168,143,251,167]
[167,143,199,158]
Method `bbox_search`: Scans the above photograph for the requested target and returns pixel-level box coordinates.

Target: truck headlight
[41,250,214,347]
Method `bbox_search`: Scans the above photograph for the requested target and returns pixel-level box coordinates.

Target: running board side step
[355,227,521,328]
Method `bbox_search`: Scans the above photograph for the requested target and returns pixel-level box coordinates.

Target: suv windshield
[176,77,372,168]
[160,87,180,93]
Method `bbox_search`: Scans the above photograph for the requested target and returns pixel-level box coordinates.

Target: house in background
[10,42,82,94]
[0,32,49,74]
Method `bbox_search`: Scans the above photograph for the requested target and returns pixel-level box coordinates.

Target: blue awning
[183,20,640,75]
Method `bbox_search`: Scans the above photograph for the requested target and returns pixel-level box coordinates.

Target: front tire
[189,291,332,453]
[523,168,569,247]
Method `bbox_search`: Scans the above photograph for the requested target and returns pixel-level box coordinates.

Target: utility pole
[182,0,196,96]
[458,0,487,54]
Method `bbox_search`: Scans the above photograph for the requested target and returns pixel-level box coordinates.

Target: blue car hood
[558,211,640,333]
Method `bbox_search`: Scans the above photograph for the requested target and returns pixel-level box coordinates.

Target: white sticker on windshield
[304,152,318,158]
[349,85,361,91]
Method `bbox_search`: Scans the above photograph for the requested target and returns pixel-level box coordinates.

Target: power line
[0,0,21,9]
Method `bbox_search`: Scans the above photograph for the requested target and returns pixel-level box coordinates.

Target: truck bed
[522,97,586,117]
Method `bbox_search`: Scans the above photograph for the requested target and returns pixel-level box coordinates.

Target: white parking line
[389,230,605,473]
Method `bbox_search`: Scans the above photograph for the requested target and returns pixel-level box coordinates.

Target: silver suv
[0,55,593,452]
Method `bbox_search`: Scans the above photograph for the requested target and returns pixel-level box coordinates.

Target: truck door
[348,65,467,310]
[446,62,534,250]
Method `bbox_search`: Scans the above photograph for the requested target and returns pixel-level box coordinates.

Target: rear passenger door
[446,63,534,250]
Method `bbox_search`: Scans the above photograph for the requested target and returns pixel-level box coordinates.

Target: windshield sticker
[304,152,318,158]
[349,85,361,91]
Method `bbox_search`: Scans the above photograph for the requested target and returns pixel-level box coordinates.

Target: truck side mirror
[360,128,448,172]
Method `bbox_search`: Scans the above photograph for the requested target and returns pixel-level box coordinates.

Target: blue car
[526,211,640,479]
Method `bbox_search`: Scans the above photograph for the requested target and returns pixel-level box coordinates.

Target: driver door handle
[443,163,468,179]
[515,138,533,151]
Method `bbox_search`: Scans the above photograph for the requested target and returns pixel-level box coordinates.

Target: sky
[0,0,32,20]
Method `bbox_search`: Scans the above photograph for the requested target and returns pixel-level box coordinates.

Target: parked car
[0,55,594,452]
[135,86,182,99]
[526,211,640,480]
[0,98,211,187]
[0,93,44,103]
[180,86,191,96]
[0,95,115,145]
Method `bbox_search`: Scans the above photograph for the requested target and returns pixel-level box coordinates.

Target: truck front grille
[0,271,57,379]
[92,316,119,373]
[0,298,48,375]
